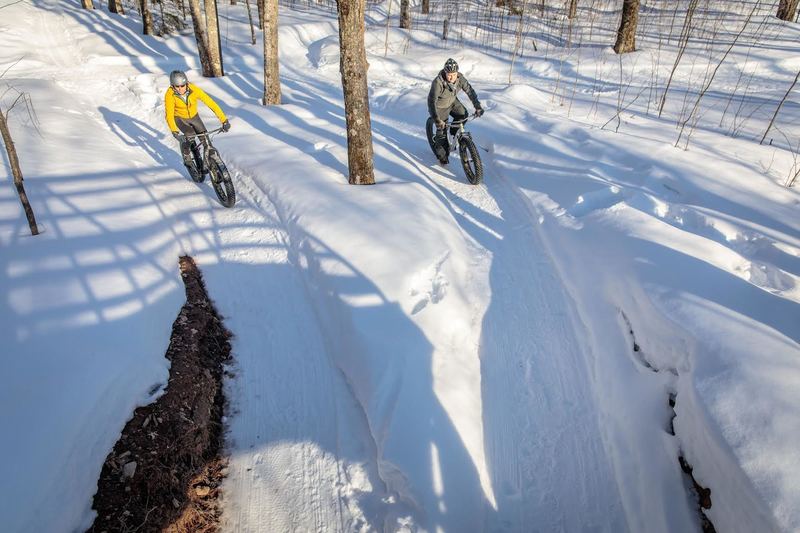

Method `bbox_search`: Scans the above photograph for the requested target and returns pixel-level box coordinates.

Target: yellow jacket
[164,83,227,132]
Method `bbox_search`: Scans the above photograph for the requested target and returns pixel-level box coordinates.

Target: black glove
[474,106,484,118]
[222,120,231,132]
[172,131,185,142]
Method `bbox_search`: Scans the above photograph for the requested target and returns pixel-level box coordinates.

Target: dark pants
[175,115,207,163]
[433,100,467,161]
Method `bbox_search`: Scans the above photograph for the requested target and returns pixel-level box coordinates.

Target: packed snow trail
[2,3,694,531]
[3,2,386,531]
[4,2,800,533]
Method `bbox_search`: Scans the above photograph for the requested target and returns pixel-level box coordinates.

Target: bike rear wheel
[459,135,483,184]
[208,152,236,208]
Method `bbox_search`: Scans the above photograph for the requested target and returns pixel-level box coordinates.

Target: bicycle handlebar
[184,126,224,140]
[446,113,481,126]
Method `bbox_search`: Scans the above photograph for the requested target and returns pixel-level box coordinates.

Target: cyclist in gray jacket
[428,58,484,163]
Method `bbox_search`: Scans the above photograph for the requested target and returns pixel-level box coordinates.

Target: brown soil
[89,256,232,533]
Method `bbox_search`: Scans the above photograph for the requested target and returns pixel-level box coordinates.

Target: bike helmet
[169,70,188,87]
[443,58,459,73]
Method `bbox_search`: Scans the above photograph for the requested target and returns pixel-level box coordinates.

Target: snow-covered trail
[3,2,385,531]
[3,3,691,531]
[6,2,799,532]
[369,100,698,531]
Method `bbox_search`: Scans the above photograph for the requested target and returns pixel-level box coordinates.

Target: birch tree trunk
[400,0,411,28]
[421,0,429,15]
[613,0,640,54]
[81,0,94,9]
[777,0,799,21]
[109,0,124,14]
[262,0,281,104]
[140,0,154,35]
[205,0,225,76]
[187,0,213,76]
[336,0,375,185]
[0,112,39,236]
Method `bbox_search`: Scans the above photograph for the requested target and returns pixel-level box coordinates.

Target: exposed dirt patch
[89,256,232,533]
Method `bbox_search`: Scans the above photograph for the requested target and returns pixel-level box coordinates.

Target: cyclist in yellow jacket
[165,70,230,166]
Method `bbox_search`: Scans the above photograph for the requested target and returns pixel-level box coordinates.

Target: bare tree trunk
[0,112,39,235]
[140,0,154,35]
[257,0,264,29]
[497,0,522,14]
[509,0,529,83]
[777,0,799,21]
[205,0,225,76]
[262,0,281,104]
[187,0,213,76]
[567,0,578,19]
[81,0,94,8]
[336,0,375,185]
[109,0,124,14]
[613,0,640,54]
[245,0,257,44]
[400,0,411,28]
[421,0,429,15]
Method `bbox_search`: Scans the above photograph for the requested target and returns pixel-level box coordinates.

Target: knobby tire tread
[209,157,235,208]
[459,136,483,185]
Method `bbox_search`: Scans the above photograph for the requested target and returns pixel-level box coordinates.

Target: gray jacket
[428,70,481,118]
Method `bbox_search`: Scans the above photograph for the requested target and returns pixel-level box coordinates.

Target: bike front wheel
[189,143,205,183]
[425,116,437,153]
[458,136,483,185]
[208,152,236,208]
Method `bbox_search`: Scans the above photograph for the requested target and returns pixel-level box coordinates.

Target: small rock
[194,485,211,498]
[122,461,137,479]
[172,498,180,509]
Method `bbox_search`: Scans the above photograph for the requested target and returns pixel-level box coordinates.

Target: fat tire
[209,155,235,208]
[459,136,483,185]
[186,162,204,183]
[426,116,437,153]
[189,144,205,183]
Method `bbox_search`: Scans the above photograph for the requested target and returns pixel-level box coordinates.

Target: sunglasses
[174,84,187,88]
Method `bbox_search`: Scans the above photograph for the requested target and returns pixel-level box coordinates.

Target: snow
[1,0,798,532]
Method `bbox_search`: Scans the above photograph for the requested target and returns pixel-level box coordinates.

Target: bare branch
[760,69,800,145]
[0,56,24,79]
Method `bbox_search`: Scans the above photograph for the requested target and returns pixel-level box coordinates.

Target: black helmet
[443,58,459,73]
[169,70,188,87]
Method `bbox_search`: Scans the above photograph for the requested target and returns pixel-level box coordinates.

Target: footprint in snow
[408,252,450,315]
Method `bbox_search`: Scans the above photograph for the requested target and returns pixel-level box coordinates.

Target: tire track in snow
[474,158,629,532]
[219,167,402,532]
[388,128,629,530]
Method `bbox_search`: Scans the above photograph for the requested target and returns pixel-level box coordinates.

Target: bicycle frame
[183,127,224,169]
[444,114,478,152]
